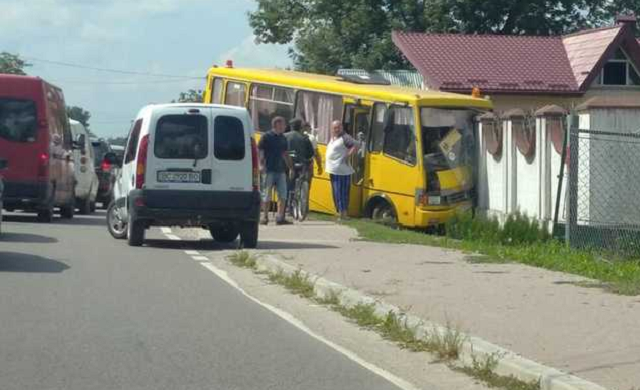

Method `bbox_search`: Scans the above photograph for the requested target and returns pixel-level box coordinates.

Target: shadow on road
[256,240,338,250]
[0,252,69,273]
[3,213,106,227]
[144,239,231,251]
[0,232,58,244]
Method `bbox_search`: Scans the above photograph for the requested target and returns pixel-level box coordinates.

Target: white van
[107,104,260,247]
[70,120,99,214]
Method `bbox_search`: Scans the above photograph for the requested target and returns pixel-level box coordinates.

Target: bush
[446,211,549,246]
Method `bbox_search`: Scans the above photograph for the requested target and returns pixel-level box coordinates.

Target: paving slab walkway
[178,221,640,390]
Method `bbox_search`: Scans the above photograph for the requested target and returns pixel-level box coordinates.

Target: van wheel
[371,201,397,226]
[37,208,53,223]
[60,202,75,219]
[79,197,92,215]
[127,216,145,247]
[239,221,259,249]
[107,202,127,239]
[209,224,239,243]
[90,201,96,213]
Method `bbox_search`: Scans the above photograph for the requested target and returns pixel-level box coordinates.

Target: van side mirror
[73,134,86,151]
[103,152,122,168]
[0,159,7,170]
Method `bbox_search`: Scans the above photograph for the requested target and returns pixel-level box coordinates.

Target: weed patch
[227,251,257,269]
[454,354,540,390]
[269,269,316,299]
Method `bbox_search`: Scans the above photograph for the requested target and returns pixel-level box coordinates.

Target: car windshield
[420,108,475,171]
[92,142,110,166]
[0,99,38,143]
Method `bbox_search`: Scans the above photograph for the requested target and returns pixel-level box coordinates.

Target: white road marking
[184,250,200,255]
[164,230,417,390]
[191,256,209,262]
[198,261,419,390]
[160,227,172,234]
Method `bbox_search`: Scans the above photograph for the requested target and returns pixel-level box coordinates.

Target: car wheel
[90,201,96,213]
[37,207,54,223]
[209,224,239,243]
[60,202,75,219]
[127,215,145,247]
[79,197,92,215]
[239,221,259,249]
[107,201,127,239]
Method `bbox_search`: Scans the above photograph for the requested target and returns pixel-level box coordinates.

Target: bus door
[364,103,420,226]
[344,104,371,216]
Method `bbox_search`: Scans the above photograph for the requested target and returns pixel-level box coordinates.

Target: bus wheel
[371,201,397,226]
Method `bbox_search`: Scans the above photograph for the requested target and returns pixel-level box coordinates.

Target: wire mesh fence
[566,127,640,256]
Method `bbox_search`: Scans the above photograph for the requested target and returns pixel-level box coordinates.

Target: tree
[66,106,93,134]
[249,0,631,74]
[0,52,31,75]
[173,89,203,103]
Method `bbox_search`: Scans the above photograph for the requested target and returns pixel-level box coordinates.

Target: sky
[0,0,291,138]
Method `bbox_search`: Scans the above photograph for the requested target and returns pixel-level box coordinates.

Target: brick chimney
[616,14,637,31]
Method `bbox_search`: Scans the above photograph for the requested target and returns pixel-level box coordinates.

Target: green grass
[268,269,316,299]
[310,212,640,296]
[226,251,258,269]
[454,354,540,390]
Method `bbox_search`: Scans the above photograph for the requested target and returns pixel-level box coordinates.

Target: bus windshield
[420,108,475,172]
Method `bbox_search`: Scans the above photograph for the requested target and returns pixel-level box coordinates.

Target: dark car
[91,138,116,208]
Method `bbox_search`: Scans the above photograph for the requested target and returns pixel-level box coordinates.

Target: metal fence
[565,127,640,255]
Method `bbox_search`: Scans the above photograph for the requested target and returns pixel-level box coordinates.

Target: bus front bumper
[414,201,472,227]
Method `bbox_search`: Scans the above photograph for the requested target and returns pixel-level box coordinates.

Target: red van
[0,75,76,222]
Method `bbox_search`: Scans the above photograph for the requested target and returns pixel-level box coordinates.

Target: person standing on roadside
[302,121,323,182]
[325,120,358,220]
[258,116,292,225]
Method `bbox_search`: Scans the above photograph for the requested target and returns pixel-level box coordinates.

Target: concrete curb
[255,254,608,390]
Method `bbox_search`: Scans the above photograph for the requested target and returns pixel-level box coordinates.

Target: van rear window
[214,116,245,160]
[0,99,37,142]
[154,115,208,159]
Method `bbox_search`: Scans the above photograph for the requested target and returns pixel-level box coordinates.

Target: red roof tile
[392,24,637,94]
[563,26,621,88]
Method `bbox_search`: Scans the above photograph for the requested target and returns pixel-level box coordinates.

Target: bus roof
[206,67,492,110]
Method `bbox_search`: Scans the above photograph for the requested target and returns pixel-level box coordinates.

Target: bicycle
[287,162,311,222]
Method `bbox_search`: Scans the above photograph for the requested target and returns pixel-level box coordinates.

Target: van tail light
[250,137,259,191]
[37,153,49,178]
[135,135,149,189]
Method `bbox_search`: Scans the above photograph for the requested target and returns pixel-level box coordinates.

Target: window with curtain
[211,78,223,104]
[295,91,343,144]
[225,82,246,107]
[369,104,386,152]
[382,106,416,164]
[249,84,294,132]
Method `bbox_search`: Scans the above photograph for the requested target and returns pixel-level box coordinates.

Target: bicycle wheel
[297,179,310,222]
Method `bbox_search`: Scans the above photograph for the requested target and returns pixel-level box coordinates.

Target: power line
[23,56,205,80]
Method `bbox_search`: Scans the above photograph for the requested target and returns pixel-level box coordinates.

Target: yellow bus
[203,64,492,228]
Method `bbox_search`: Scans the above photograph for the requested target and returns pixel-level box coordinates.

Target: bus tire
[370,200,397,226]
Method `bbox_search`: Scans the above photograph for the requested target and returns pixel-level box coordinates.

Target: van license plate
[157,171,201,183]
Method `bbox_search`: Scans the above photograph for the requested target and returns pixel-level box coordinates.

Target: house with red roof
[393,16,640,231]
[392,15,640,114]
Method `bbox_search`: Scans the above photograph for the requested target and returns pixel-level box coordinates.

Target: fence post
[566,120,579,246]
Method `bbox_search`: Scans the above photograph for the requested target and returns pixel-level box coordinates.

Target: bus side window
[295,91,342,144]
[225,82,246,107]
[369,104,386,152]
[383,106,416,164]
[249,84,294,133]
[211,78,223,104]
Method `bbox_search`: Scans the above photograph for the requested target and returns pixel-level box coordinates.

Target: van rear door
[145,106,252,193]
[208,109,252,192]
[0,97,42,186]
[145,106,215,191]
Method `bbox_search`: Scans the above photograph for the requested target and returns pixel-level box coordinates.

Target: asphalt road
[0,211,401,390]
